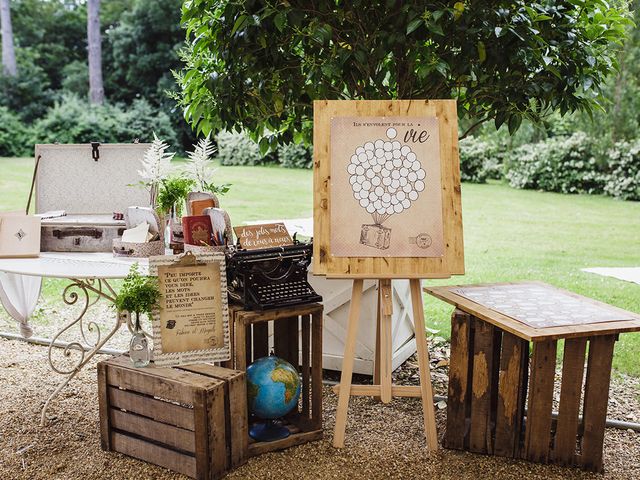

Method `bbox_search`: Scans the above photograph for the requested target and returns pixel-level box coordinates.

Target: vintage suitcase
[35,143,151,252]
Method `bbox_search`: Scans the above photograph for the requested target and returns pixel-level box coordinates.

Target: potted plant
[114,263,161,367]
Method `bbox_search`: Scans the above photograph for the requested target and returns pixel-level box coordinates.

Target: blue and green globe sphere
[246,355,301,420]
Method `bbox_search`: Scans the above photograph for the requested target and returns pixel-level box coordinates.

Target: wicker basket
[112,208,164,258]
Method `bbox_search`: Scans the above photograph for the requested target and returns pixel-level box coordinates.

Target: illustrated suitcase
[35,143,151,252]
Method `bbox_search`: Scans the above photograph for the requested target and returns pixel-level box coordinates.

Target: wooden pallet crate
[229,303,323,457]
[445,309,617,472]
[98,355,247,479]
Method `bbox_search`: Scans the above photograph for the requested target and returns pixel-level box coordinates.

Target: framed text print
[149,251,231,366]
[313,100,464,279]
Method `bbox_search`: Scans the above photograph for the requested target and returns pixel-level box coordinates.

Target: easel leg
[379,279,393,404]
[410,279,439,451]
[373,286,381,399]
[333,279,364,448]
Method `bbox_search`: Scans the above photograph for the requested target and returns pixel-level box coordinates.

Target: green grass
[2,156,639,375]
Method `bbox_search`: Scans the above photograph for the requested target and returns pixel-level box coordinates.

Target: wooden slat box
[229,303,323,457]
[98,355,247,479]
[426,282,640,473]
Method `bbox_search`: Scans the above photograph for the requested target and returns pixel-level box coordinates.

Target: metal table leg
[40,278,146,426]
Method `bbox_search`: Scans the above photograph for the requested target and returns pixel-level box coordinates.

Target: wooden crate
[98,355,248,479]
[229,303,323,457]
[445,309,617,472]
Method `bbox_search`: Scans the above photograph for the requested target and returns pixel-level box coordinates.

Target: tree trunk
[87,0,104,104]
[0,0,17,77]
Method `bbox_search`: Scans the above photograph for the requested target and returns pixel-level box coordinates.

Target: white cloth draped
[0,272,42,338]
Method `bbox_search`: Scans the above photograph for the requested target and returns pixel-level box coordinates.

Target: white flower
[138,133,175,184]
[185,135,217,190]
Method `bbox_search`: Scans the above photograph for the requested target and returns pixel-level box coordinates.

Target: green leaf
[274,12,285,32]
[508,114,522,135]
[259,137,270,155]
[231,15,248,34]
[477,41,486,63]
[406,18,423,35]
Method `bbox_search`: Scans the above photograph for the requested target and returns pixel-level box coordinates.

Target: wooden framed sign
[313,99,464,278]
[149,251,230,366]
[233,222,293,250]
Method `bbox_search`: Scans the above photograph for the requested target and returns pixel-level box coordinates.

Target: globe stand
[249,419,290,442]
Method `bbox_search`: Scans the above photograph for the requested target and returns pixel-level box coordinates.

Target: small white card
[121,222,150,243]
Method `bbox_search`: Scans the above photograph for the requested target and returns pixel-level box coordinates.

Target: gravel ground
[1,337,639,480]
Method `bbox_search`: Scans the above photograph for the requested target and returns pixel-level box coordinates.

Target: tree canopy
[178,0,631,151]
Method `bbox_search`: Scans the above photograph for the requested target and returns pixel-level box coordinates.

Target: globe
[246,355,301,441]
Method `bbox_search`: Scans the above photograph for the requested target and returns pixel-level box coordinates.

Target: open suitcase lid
[34,143,151,215]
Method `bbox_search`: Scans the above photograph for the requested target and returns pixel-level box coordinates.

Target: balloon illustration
[347,127,426,249]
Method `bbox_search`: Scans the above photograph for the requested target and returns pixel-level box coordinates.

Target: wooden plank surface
[108,386,195,430]
[425,283,640,341]
[494,332,528,457]
[111,431,196,478]
[248,430,323,457]
[311,307,324,430]
[193,388,214,479]
[234,317,247,371]
[468,319,497,454]
[312,99,464,278]
[554,337,587,466]
[109,408,196,453]
[445,310,472,450]
[580,335,616,472]
[97,361,111,451]
[301,314,311,416]
[236,304,322,324]
[178,364,248,468]
[105,357,216,405]
[524,340,557,463]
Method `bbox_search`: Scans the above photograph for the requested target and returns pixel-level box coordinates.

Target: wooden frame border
[312,99,464,278]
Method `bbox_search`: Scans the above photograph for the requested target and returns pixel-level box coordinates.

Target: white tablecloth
[0,253,149,337]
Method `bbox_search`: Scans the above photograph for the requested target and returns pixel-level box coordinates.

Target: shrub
[0,107,31,157]
[505,132,605,195]
[215,130,270,166]
[458,136,496,183]
[30,95,178,147]
[0,51,54,122]
[604,140,640,201]
[278,142,313,169]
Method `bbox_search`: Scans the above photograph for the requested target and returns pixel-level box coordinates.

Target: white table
[0,252,150,425]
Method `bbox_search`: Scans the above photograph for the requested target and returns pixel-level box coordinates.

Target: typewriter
[225,238,322,310]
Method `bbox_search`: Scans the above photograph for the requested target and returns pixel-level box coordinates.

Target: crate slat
[469,319,496,454]
[580,335,616,472]
[445,310,472,450]
[524,340,557,463]
[494,332,528,457]
[110,408,196,453]
[111,431,196,478]
[553,337,587,466]
[108,386,195,431]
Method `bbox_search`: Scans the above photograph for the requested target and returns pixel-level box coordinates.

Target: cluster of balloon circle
[347,127,426,225]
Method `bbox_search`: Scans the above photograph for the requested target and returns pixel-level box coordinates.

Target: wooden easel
[332,278,438,450]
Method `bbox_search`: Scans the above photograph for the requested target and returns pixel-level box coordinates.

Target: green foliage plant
[114,263,161,328]
[178,1,631,151]
[157,176,196,216]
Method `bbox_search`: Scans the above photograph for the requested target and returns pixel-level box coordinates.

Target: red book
[182,215,213,246]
